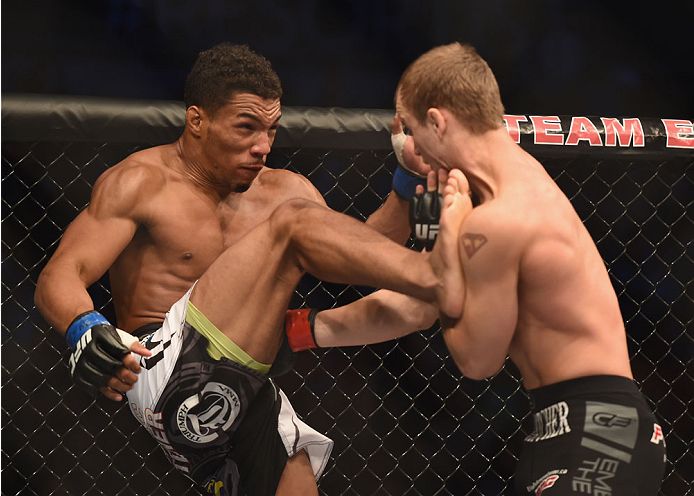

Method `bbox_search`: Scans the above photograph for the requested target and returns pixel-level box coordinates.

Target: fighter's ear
[186,106,204,137]
[426,108,447,139]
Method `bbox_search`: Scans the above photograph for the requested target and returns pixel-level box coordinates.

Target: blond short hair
[396,43,504,134]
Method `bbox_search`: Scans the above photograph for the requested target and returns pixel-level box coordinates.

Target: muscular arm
[35,164,145,333]
[441,209,520,379]
[312,290,438,347]
[35,163,154,401]
[365,193,412,244]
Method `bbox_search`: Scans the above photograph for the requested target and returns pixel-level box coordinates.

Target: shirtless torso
[493,151,632,389]
[395,40,663,495]
[398,102,633,389]
[34,45,446,496]
[104,147,319,332]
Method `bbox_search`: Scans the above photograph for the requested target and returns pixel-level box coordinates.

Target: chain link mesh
[2,131,693,495]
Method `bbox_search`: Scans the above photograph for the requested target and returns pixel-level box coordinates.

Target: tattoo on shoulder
[461,233,487,259]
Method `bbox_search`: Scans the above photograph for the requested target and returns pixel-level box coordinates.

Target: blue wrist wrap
[392,166,426,200]
[66,311,110,349]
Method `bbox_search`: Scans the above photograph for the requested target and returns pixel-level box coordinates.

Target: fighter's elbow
[34,271,49,311]
[461,364,502,381]
[410,303,439,330]
[451,354,505,381]
[34,263,69,316]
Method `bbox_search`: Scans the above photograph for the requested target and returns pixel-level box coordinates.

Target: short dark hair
[184,43,282,115]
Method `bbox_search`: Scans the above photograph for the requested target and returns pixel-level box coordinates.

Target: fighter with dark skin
[35,44,447,495]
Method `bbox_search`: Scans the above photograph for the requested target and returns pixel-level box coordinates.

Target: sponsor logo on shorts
[535,475,559,495]
[139,337,172,369]
[592,412,633,428]
[583,402,638,462]
[177,382,241,444]
[571,457,619,495]
[203,477,226,496]
[526,469,567,494]
[524,401,571,442]
[139,407,190,473]
[650,423,665,445]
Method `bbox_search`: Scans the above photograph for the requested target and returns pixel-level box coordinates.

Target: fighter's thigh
[275,450,318,496]
[190,215,304,352]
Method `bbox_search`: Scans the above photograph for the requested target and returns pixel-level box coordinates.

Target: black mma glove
[410,190,442,251]
[66,311,133,396]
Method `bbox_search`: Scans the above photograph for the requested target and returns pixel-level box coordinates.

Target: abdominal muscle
[108,249,218,333]
[508,308,634,391]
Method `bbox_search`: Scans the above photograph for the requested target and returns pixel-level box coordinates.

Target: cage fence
[2,95,692,495]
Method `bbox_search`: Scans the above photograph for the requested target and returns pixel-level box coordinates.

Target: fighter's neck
[447,127,512,204]
[172,138,234,201]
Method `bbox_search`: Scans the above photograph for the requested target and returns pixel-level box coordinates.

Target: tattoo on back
[461,233,487,258]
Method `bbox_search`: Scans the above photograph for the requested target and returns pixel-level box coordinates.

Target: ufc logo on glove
[414,223,439,240]
[410,190,442,251]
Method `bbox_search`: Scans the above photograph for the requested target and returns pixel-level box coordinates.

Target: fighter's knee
[268,198,320,239]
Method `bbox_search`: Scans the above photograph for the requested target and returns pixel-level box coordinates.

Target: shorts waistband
[527,375,639,410]
[131,322,163,339]
[186,301,272,374]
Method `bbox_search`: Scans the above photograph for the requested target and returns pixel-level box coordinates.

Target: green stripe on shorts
[185,301,271,374]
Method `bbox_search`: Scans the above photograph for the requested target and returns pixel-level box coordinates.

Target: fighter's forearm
[365,192,411,244]
[440,318,507,381]
[35,262,97,334]
[313,289,438,347]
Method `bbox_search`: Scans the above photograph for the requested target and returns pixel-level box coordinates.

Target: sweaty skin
[397,99,633,390]
[35,94,443,384]
[37,96,292,332]
[35,92,445,495]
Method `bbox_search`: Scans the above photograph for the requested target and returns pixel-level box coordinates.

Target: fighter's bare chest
[142,192,277,262]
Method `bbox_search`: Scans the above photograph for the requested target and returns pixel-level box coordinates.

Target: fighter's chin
[234,182,252,193]
[428,158,450,172]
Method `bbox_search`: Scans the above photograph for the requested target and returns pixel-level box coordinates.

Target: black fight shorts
[126,289,332,496]
[515,375,666,495]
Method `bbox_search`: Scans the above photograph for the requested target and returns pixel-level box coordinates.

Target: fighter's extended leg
[191,199,441,363]
[430,169,473,320]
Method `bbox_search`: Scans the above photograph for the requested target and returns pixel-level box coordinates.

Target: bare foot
[431,169,473,318]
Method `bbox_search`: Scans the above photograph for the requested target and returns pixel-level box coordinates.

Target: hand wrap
[391,131,426,200]
[285,308,320,352]
[410,191,442,251]
[66,311,132,396]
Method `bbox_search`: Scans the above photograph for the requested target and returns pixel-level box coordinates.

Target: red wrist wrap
[285,308,318,351]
